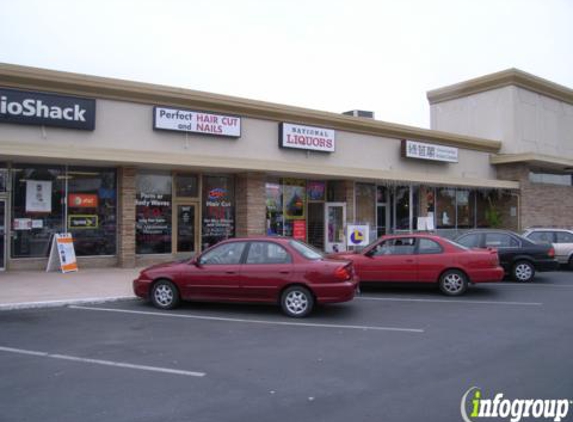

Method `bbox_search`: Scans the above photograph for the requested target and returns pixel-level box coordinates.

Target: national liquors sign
[279,123,336,152]
[402,140,459,163]
[0,88,95,130]
[154,107,241,138]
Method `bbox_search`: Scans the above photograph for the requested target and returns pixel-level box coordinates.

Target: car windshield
[442,238,469,250]
[289,240,324,260]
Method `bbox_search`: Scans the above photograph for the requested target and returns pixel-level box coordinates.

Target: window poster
[284,180,306,220]
[25,180,52,213]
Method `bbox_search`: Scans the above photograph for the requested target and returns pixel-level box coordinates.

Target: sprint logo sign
[461,387,571,422]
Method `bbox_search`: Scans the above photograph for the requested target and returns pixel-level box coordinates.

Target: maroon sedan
[328,234,504,296]
[134,237,358,317]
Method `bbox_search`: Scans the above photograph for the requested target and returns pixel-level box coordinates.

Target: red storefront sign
[68,194,98,208]
[293,220,306,241]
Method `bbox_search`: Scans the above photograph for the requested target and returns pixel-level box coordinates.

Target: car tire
[512,260,535,282]
[568,256,573,271]
[151,279,180,310]
[438,270,468,296]
[280,286,314,318]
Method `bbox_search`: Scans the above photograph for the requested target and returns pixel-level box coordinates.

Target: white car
[523,228,573,270]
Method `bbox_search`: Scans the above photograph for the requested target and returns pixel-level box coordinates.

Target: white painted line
[70,305,425,333]
[0,346,205,378]
[0,296,135,311]
[357,296,543,306]
[493,283,573,288]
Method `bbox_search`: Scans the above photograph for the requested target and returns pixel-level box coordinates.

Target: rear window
[556,231,573,243]
[527,231,554,244]
[289,240,324,260]
[457,234,480,248]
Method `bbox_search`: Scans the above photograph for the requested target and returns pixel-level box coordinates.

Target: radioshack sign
[279,123,335,153]
[0,88,95,130]
[154,107,241,138]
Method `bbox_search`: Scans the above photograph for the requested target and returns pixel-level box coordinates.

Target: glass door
[324,202,346,253]
[0,200,5,270]
[174,203,198,255]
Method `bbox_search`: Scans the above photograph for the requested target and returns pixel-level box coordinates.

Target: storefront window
[437,188,456,229]
[11,165,64,258]
[394,186,410,231]
[136,172,172,254]
[307,181,326,250]
[476,191,492,228]
[265,182,283,236]
[67,167,117,256]
[356,183,376,239]
[416,186,435,231]
[175,173,199,197]
[0,168,8,192]
[202,175,235,249]
[456,189,472,229]
[283,179,306,238]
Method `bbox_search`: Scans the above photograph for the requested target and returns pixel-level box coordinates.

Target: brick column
[235,173,266,237]
[118,166,136,267]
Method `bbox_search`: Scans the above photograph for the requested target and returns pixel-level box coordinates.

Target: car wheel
[569,256,573,271]
[151,279,180,310]
[512,261,535,282]
[280,286,314,318]
[438,270,468,296]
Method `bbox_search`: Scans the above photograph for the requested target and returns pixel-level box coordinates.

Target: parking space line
[70,305,425,333]
[0,346,206,377]
[357,297,543,306]
[493,283,573,288]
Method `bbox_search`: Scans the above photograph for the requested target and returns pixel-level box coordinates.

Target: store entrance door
[324,202,346,253]
[174,203,198,256]
[0,200,5,270]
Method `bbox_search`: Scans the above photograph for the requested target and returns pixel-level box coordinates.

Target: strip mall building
[0,64,571,271]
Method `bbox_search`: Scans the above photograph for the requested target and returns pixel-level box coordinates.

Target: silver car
[523,228,573,270]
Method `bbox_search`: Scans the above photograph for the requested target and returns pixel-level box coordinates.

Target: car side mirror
[192,257,205,267]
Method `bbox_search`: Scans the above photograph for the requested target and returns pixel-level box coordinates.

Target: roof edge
[0,63,501,153]
[427,68,573,105]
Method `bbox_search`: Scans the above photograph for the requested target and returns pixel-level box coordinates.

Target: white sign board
[26,180,52,213]
[347,224,370,247]
[154,107,241,137]
[280,123,335,152]
[46,233,78,273]
[403,140,459,163]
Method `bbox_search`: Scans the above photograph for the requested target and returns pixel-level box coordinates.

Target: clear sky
[1,0,571,129]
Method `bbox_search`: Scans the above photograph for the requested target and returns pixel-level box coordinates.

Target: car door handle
[279,271,290,274]
[225,271,236,274]
[405,259,415,263]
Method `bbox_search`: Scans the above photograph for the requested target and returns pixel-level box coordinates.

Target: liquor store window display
[11,165,117,258]
[265,179,308,240]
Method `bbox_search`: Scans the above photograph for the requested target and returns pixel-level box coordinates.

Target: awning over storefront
[0,140,519,190]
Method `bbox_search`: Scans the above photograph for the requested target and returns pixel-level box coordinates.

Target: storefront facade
[0,63,530,270]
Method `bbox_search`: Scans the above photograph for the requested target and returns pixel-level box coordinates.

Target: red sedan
[134,237,359,317]
[328,234,503,296]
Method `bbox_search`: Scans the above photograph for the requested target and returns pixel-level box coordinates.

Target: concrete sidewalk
[0,267,143,310]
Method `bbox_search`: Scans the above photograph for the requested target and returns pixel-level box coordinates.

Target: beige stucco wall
[430,86,573,158]
[0,97,500,186]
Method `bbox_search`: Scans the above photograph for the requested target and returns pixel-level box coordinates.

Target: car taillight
[334,265,352,281]
[548,247,555,258]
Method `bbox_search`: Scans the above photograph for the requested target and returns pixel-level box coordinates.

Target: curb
[0,296,137,311]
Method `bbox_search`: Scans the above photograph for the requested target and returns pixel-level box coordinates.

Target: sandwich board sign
[46,233,78,273]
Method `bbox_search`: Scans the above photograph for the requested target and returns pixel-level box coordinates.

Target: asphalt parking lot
[1,271,572,422]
